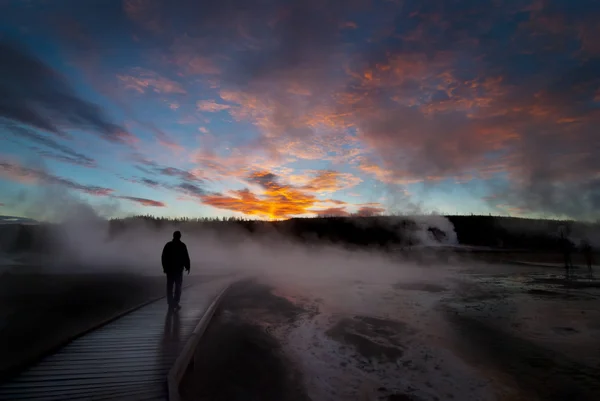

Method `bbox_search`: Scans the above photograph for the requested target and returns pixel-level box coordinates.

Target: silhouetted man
[560,232,574,279]
[161,231,190,311]
[582,240,594,278]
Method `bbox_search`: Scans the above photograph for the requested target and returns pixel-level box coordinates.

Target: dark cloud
[247,171,280,190]
[131,154,203,182]
[159,167,202,182]
[4,123,96,168]
[128,154,207,197]
[177,182,206,197]
[140,177,160,187]
[121,176,162,188]
[35,152,95,168]
[0,39,135,144]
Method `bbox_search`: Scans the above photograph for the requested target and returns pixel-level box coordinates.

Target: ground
[180,261,600,401]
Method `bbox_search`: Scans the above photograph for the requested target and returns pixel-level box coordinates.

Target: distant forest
[2,215,598,254]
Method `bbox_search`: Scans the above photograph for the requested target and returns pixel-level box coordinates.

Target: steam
[0,182,461,299]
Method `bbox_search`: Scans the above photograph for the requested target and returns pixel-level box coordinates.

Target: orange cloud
[202,187,316,220]
[357,159,423,185]
[302,170,362,193]
[197,169,360,219]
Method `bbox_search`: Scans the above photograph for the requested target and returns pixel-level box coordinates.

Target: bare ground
[180,264,600,401]
[179,280,310,401]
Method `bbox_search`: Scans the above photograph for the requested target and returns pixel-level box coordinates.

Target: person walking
[560,231,574,279]
[582,240,594,279]
[161,231,190,311]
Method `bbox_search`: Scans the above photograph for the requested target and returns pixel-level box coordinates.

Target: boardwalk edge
[167,283,231,401]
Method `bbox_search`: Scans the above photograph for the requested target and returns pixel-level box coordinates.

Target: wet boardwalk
[0,278,230,400]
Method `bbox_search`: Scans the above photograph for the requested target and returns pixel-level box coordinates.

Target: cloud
[201,170,319,218]
[191,0,599,219]
[4,123,96,168]
[35,152,95,168]
[0,39,136,145]
[128,155,208,199]
[201,187,316,220]
[312,207,350,217]
[0,160,113,196]
[1,160,167,208]
[302,170,362,194]
[356,206,386,217]
[122,176,162,189]
[6,0,600,218]
[199,170,362,219]
[197,100,231,112]
[117,67,186,94]
[158,166,204,182]
[140,178,160,188]
[170,35,221,75]
[116,196,166,207]
[177,182,206,197]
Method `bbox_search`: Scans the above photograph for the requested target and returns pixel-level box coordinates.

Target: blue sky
[1,0,599,221]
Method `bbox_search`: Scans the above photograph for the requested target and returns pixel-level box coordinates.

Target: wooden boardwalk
[0,278,230,400]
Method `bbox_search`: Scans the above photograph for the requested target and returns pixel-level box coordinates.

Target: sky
[0,0,599,221]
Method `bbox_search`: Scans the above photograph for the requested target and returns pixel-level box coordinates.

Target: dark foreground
[0,270,212,381]
[181,264,600,401]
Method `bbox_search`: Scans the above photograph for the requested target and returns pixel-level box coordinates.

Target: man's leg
[173,271,183,307]
[166,273,174,307]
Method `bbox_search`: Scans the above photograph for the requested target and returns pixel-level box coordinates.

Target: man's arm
[183,244,191,273]
[161,243,169,273]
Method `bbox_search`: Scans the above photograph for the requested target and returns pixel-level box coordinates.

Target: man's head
[173,231,182,240]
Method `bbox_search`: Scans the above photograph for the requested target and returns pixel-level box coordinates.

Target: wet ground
[181,263,600,401]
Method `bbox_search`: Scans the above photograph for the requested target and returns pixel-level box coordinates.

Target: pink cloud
[0,160,113,196]
[118,68,186,94]
[116,196,166,207]
[312,207,350,217]
[197,100,231,112]
[356,206,386,217]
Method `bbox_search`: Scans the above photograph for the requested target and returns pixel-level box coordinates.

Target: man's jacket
[161,239,190,274]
